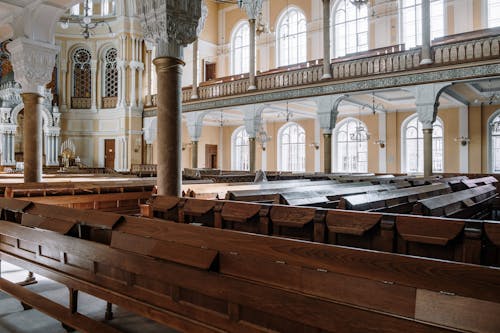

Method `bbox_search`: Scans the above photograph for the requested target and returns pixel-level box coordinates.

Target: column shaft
[91,61,97,109]
[61,69,67,110]
[191,39,199,99]
[420,0,432,64]
[130,66,137,108]
[322,0,332,79]
[248,19,257,90]
[21,93,42,182]
[249,137,256,172]
[154,57,183,196]
[191,140,198,168]
[138,68,144,107]
[146,51,153,106]
[423,128,433,177]
[323,133,332,173]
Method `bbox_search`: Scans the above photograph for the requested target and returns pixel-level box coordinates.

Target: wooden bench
[0,199,498,333]
[338,183,452,212]
[413,184,498,218]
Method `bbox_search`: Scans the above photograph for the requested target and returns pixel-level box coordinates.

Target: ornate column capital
[406,83,450,129]
[7,38,59,94]
[240,0,264,20]
[315,94,345,131]
[136,0,203,59]
[243,104,266,138]
[184,111,205,141]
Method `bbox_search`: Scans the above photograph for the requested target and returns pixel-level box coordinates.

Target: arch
[333,117,369,172]
[331,0,368,58]
[277,122,306,172]
[70,46,92,102]
[231,126,249,171]
[401,114,444,173]
[231,20,250,75]
[487,109,500,172]
[275,5,307,67]
[10,103,53,128]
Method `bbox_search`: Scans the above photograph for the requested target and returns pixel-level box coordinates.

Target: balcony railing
[145,28,500,108]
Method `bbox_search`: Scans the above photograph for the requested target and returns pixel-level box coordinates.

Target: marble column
[139,1,203,196]
[323,130,332,173]
[423,127,433,177]
[191,39,199,99]
[249,137,256,172]
[322,0,332,79]
[137,63,144,108]
[420,0,432,65]
[240,0,263,91]
[90,59,97,109]
[191,140,198,168]
[8,38,59,183]
[146,143,153,164]
[60,60,67,110]
[129,61,137,108]
[145,47,153,106]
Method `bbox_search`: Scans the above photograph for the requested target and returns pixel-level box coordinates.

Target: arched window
[277,7,307,67]
[488,0,500,28]
[72,48,92,108]
[400,0,444,49]
[70,3,80,15]
[333,0,368,58]
[232,126,249,171]
[278,122,306,172]
[402,115,444,173]
[231,22,250,75]
[102,47,118,108]
[335,118,368,172]
[489,112,500,172]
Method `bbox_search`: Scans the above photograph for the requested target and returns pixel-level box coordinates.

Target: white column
[459,106,469,173]
[191,38,199,99]
[321,0,332,79]
[120,61,127,107]
[145,46,153,106]
[117,60,123,106]
[261,121,267,171]
[137,63,144,108]
[378,112,387,173]
[0,132,7,165]
[8,132,14,165]
[129,62,137,108]
[90,59,98,109]
[248,18,257,90]
[420,0,432,65]
[60,60,67,111]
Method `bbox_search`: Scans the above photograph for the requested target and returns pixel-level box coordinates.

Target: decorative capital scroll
[240,0,264,20]
[406,82,450,129]
[7,38,59,94]
[315,94,345,131]
[136,0,202,59]
[184,111,205,141]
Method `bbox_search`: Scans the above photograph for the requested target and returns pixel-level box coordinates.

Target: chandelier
[60,0,114,39]
[256,127,271,150]
[349,0,369,8]
[350,125,370,141]
[278,101,294,122]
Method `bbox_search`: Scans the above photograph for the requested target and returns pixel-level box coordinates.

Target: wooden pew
[484,220,500,266]
[338,183,452,212]
[0,199,498,333]
[413,184,498,218]
[458,176,498,191]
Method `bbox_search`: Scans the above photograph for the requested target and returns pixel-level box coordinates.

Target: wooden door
[205,62,216,81]
[104,139,115,169]
[205,144,217,169]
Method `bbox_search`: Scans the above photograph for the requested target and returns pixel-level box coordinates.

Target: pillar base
[420,58,433,65]
[248,85,257,91]
[321,74,332,80]
[190,94,199,100]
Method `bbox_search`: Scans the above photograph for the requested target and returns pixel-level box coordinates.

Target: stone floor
[0,261,178,333]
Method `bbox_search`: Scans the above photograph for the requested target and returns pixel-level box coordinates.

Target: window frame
[231,126,250,171]
[277,122,306,172]
[231,21,250,76]
[276,6,308,67]
[399,0,446,49]
[333,117,369,173]
[401,114,444,174]
[331,0,369,58]
[488,109,500,173]
[487,0,500,28]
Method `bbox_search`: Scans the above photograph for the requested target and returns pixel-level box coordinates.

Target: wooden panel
[22,214,76,235]
[270,206,315,227]
[110,231,218,270]
[326,210,382,235]
[221,201,261,222]
[415,289,500,333]
[396,216,464,245]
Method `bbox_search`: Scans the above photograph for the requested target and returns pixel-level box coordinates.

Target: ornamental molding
[197,0,209,36]
[243,104,265,137]
[184,111,204,141]
[136,0,202,59]
[181,63,500,112]
[315,94,344,131]
[7,38,59,94]
[241,0,264,20]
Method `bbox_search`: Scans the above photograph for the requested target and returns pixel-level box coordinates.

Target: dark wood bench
[0,198,498,333]
[338,183,452,212]
[413,184,498,218]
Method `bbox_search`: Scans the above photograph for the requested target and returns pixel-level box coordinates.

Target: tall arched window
[102,47,118,108]
[278,122,306,172]
[488,0,500,28]
[72,48,92,108]
[400,0,444,49]
[277,7,307,67]
[402,115,444,173]
[231,22,250,75]
[489,112,500,172]
[232,126,250,171]
[335,118,368,172]
[333,0,368,58]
